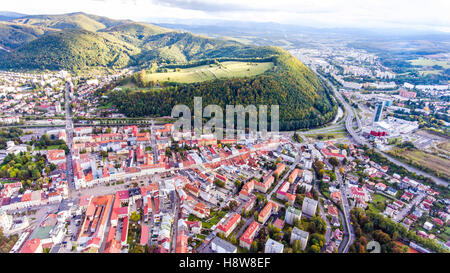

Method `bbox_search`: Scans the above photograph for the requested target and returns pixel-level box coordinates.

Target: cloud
[1,0,449,31]
[151,0,247,12]
[150,0,337,13]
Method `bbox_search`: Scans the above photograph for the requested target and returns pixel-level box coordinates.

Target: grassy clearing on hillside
[141,61,274,83]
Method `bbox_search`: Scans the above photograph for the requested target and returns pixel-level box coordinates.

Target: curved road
[318,71,448,187]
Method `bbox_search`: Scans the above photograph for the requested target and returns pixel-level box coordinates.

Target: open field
[304,129,348,140]
[141,61,274,83]
[437,142,450,153]
[408,57,450,69]
[390,147,450,181]
[419,70,441,76]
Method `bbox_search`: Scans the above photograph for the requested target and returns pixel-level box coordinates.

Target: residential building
[265,238,284,253]
[285,206,302,225]
[290,227,309,250]
[302,197,318,217]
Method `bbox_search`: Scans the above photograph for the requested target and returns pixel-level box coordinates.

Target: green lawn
[141,61,274,84]
[304,129,348,140]
[372,193,390,203]
[34,145,65,151]
[196,234,206,240]
[368,193,393,214]
[188,210,226,229]
[437,226,450,242]
[98,102,113,109]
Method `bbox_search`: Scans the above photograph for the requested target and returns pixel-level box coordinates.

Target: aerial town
[0,1,449,257]
[0,65,449,254]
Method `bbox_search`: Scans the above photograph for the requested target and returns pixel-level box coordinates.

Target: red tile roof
[240,221,260,246]
[20,238,41,253]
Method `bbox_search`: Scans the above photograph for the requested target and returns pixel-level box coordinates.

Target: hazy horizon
[1,0,449,33]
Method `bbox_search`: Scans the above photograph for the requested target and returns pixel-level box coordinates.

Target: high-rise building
[290,227,309,250]
[373,101,385,123]
[302,197,318,217]
[285,206,302,225]
[55,102,62,114]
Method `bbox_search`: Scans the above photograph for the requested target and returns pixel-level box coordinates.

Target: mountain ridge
[0,12,278,71]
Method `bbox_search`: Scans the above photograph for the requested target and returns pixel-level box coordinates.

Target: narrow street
[170,191,181,253]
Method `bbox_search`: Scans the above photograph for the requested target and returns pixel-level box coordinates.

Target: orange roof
[81,195,113,239]
[176,230,189,253]
[217,213,241,233]
[274,163,286,176]
[47,149,66,161]
[20,238,41,253]
[289,168,302,182]
[328,205,339,216]
[85,171,93,182]
[259,202,277,221]
[330,191,341,202]
[240,221,260,245]
[21,193,32,202]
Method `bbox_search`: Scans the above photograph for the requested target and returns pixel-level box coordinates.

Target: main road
[310,70,355,253]
[316,70,448,187]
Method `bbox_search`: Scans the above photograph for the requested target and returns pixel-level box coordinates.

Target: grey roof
[211,237,237,253]
[292,227,309,239]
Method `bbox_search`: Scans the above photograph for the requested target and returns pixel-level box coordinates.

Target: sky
[2,0,450,32]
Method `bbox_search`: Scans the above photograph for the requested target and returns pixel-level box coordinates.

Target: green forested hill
[107,49,337,131]
[0,12,337,130]
[0,22,55,49]
[0,29,141,70]
[10,12,130,32]
[101,22,171,45]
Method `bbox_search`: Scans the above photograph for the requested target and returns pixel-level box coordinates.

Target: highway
[313,71,355,253]
[318,72,448,187]
[314,69,449,252]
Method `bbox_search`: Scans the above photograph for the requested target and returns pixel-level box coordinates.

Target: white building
[302,197,318,217]
[0,209,13,232]
[290,227,309,250]
[285,206,302,225]
[423,221,434,231]
[265,238,284,253]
